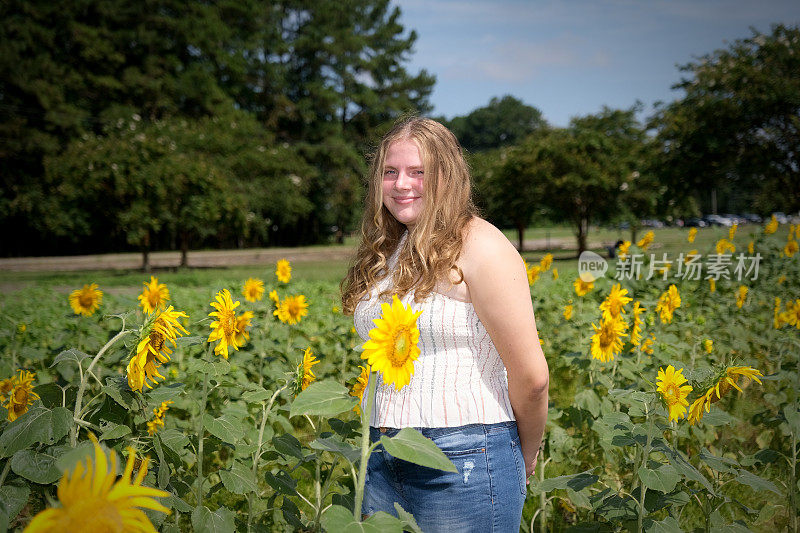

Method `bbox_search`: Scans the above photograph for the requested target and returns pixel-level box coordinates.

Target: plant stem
[195,357,211,508]
[71,327,131,446]
[0,459,11,488]
[248,386,286,533]
[637,403,654,533]
[313,416,323,530]
[790,427,798,533]
[353,369,377,520]
[538,454,548,533]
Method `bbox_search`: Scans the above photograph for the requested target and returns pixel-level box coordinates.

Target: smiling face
[382,139,425,227]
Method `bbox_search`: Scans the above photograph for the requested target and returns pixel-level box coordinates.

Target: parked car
[640,219,665,228]
[772,212,790,224]
[741,213,763,223]
[685,217,707,227]
[703,214,733,227]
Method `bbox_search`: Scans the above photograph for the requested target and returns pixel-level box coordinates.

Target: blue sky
[395,0,800,126]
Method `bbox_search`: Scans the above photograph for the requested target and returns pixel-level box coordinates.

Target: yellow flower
[630,302,645,346]
[574,276,595,297]
[590,316,628,363]
[688,366,763,425]
[599,283,632,321]
[242,278,265,302]
[774,297,784,329]
[234,311,254,346]
[783,299,800,329]
[764,215,778,234]
[551,267,559,280]
[297,347,319,393]
[539,253,553,271]
[207,289,242,360]
[146,400,173,436]
[274,294,309,325]
[127,307,189,392]
[527,264,541,285]
[637,231,654,251]
[641,336,655,355]
[269,289,279,304]
[747,241,754,254]
[0,377,13,404]
[684,250,699,263]
[69,283,103,317]
[3,370,40,422]
[276,259,292,283]
[655,285,681,324]
[735,286,748,309]
[618,241,631,260]
[715,238,735,254]
[137,276,169,315]
[728,223,737,241]
[17,323,27,334]
[23,433,169,532]
[687,228,697,243]
[784,239,799,258]
[703,339,713,354]
[361,295,423,390]
[657,365,693,422]
[708,278,716,293]
[563,304,573,321]
[350,365,369,413]
[778,274,787,284]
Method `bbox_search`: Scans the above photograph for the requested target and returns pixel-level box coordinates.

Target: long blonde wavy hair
[341,117,478,314]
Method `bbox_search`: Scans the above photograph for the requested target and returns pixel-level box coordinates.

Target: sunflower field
[0,220,798,532]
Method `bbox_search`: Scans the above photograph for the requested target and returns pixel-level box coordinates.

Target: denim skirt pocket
[510,437,528,496]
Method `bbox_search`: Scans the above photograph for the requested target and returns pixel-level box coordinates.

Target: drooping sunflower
[655,284,681,324]
[69,283,103,317]
[207,289,243,360]
[137,276,169,314]
[708,278,716,293]
[551,267,559,280]
[630,302,645,346]
[764,215,778,234]
[637,231,654,251]
[735,286,748,309]
[350,365,370,413]
[242,278,265,302]
[574,276,595,297]
[127,306,189,392]
[563,304,573,321]
[539,253,553,271]
[146,400,173,436]
[276,259,292,283]
[4,370,40,422]
[782,299,800,329]
[784,239,799,258]
[703,339,713,354]
[234,311,254,346]
[361,295,423,390]
[527,264,541,285]
[274,294,309,325]
[23,433,169,532]
[728,223,738,241]
[599,284,632,321]
[589,316,628,363]
[687,228,697,243]
[656,365,693,422]
[0,376,13,404]
[618,241,631,260]
[295,347,319,393]
[715,238,735,254]
[641,335,655,355]
[688,366,763,425]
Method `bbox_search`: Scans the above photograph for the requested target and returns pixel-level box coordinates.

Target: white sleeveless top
[354,233,515,428]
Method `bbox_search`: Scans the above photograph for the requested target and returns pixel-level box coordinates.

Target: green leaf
[99,422,132,441]
[638,464,680,493]
[159,429,191,456]
[783,405,800,435]
[734,469,781,495]
[0,406,71,458]
[701,409,736,426]
[289,380,358,418]
[10,449,62,484]
[176,335,205,347]
[272,433,304,460]
[203,413,243,444]
[698,448,738,473]
[535,470,599,493]
[56,440,99,473]
[166,494,193,513]
[643,515,683,533]
[153,434,169,489]
[219,461,258,495]
[264,469,297,496]
[394,502,423,533]
[50,348,91,368]
[104,376,137,409]
[380,429,457,472]
[146,382,185,404]
[321,505,403,533]
[242,386,272,404]
[574,389,601,418]
[0,482,30,528]
[593,492,638,521]
[310,435,361,463]
[191,506,235,533]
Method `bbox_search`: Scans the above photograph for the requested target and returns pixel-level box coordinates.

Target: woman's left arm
[462,221,549,478]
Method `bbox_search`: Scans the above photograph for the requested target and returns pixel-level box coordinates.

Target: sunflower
[715,238,735,254]
[23,433,169,532]
[599,284,632,321]
[127,306,189,392]
[350,365,370,413]
[563,304,573,321]
[137,276,169,314]
[4,370,40,422]
[294,347,319,394]
[276,259,292,283]
[656,365,693,422]
[703,339,713,354]
[551,267,559,280]
[234,311,254,346]
[539,253,553,271]
[637,231,654,251]
[688,366,763,425]
[728,223,738,241]
[618,241,631,260]
[574,276,595,297]
[641,335,655,355]
[747,241,754,254]
[146,400,173,436]
[778,274,787,284]
[269,289,279,305]
[655,284,681,324]
[208,289,243,359]
[764,215,778,234]
[590,316,628,363]
[782,299,800,329]
[0,377,13,403]
[784,239,799,258]
[527,264,541,285]
[687,228,697,243]
[274,295,309,325]
[361,295,423,390]
[69,283,103,317]
[708,278,716,293]
[735,286,748,309]
[684,250,699,263]
[241,278,265,302]
[630,302,645,346]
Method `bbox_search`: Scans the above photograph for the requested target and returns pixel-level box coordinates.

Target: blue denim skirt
[363,421,527,532]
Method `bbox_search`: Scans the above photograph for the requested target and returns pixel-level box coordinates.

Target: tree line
[1,0,797,262]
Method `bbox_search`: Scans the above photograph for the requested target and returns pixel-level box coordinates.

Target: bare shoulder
[460,217,523,276]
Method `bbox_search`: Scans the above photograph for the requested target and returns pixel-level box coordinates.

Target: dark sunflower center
[149,331,165,352]
[389,326,411,367]
[79,293,94,308]
[222,312,236,336]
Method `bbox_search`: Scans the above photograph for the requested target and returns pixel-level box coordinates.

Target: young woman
[341,117,549,532]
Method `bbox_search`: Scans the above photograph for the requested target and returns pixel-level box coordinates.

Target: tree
[651,24,800,215]
[448,95,546,153]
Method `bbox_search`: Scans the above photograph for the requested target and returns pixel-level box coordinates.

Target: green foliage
[447,95,546,153]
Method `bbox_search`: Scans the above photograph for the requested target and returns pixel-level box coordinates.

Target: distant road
[0,237,601,272]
